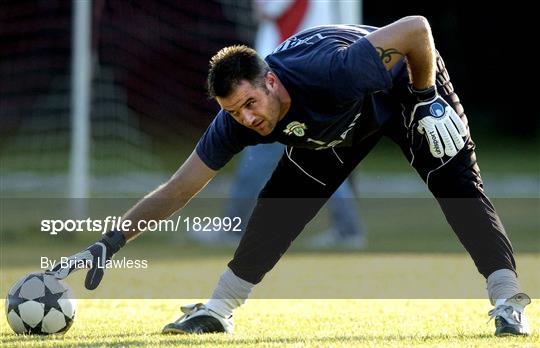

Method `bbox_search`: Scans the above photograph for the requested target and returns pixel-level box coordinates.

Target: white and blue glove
[410,86,467,158]
[48,230,125,290]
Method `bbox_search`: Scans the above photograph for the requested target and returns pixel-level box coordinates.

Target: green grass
[1,252,539,347]
[1,299,539,347]
[2,252,538,299]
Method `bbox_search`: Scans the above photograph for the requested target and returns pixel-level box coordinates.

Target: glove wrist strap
[411,85,437,102]
[101,230,126,253]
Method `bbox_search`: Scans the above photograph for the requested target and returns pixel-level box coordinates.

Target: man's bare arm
[121,150,217,242]
[365,15,436,90]
[50,150,217,288]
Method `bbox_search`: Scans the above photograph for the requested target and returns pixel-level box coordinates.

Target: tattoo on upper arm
[376,47,404,64]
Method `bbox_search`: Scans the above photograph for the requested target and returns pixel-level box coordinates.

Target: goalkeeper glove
[410,86,467,158]
[48,230,125,290]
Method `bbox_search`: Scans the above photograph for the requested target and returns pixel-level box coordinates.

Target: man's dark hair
[207,45,269,98]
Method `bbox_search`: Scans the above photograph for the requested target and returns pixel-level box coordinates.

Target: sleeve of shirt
[329,37,393,98]
[195,111,248,171]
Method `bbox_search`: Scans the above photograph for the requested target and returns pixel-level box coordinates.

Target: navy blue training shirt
[196,24,407,170]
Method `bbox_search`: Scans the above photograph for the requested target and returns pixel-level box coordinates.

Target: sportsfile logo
[429,130,442,156]
[40,215,241,235]
[40,216,183,235]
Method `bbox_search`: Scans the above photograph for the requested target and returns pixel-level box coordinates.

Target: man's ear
[265,71,277,90]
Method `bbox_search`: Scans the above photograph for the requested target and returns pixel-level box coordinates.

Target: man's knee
[426,142,484,198]
[428,173,482,200]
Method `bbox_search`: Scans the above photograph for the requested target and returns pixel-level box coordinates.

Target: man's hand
[48,230,125,290]
[410,86,467,158]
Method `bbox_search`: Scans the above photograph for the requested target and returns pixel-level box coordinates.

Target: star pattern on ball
[39,285,66,315]
[7,285,24,315]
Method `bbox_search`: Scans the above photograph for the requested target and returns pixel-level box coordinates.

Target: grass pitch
[1,299,539,347]
[1,252,539,347]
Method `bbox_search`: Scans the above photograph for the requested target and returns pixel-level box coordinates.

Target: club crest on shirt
[283,121,307,137]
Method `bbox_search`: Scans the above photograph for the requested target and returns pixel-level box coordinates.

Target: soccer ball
[5,272,76,334]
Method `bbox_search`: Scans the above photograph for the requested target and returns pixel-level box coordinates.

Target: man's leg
[384,54,529,335]
[415,139,517,279]
[162,140,382,334]
[205,133,381,321]
[228,139,378,284]
[390,132,529,336]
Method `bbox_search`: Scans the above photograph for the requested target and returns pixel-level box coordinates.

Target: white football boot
[488,293,531,336]
[162,303,233,334]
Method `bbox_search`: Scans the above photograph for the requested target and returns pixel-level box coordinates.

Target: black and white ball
[5,272,76,334]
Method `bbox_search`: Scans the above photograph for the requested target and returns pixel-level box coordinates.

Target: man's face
[216,77,282,136]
